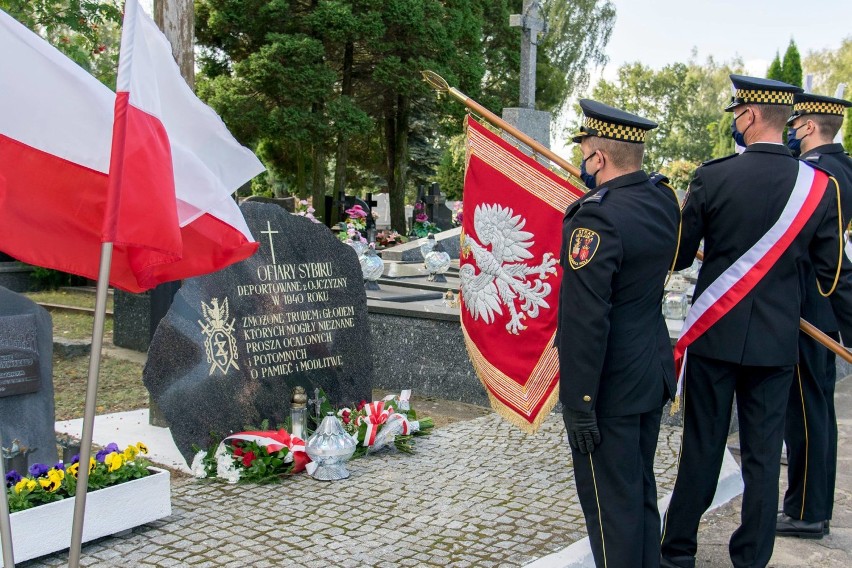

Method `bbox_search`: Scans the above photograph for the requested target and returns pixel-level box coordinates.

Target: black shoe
[661,557,694,568]
[775,513,824,539]
[824,519,830,535]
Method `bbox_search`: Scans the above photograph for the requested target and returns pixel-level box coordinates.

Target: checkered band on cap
[583,116,647,142]
[794,101,846,116]
[733,88,794,105]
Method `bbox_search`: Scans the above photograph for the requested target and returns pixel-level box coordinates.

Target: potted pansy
[1,442,171,563]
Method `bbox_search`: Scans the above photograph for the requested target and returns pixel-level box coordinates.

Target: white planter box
[1,467,171,563]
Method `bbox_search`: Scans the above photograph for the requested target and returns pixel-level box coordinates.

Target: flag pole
[422,70,852,365]
[0,433,15,567]
[421,70,582,178]
[67,242,113,568]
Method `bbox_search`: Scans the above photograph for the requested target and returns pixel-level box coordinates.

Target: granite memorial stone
[0,286,56,466]
[143,202,373,463]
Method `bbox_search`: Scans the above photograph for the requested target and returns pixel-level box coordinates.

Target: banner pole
[0,432,15,567]
[67,242,113,568]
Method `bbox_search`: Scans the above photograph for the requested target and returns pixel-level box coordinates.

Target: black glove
[562,407,601,455]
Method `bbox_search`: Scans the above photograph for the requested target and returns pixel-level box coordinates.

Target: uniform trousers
[783,331,838,523]
[571,406,663,568]
[660,354,793,568]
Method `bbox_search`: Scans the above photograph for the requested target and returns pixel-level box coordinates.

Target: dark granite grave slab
[144,202,373,463]
[0,262,34,293]
[367,301,487,407]
[0,287,56,466]
[366,285,443,303]
[381,227,462,262]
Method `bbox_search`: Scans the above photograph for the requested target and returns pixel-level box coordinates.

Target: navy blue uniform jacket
[674,143,852,366]
[557,170,679,416]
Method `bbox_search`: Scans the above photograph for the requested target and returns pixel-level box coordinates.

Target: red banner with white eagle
[460,118,585,433]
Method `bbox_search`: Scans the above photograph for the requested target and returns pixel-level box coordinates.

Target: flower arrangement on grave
[337,204,368,248]
[318,390,435,458]
[375,229,407,248]
[190,422,309,484]
[452,201,463,227]
[294,198,320,223]
[3,442,151,513]
[411,201,440,238]
[190,391,434,484]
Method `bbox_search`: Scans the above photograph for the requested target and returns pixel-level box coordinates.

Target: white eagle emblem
[460,204,558,334]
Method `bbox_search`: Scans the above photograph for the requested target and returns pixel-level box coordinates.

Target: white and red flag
[0,0,263,292]
[460,118,585,432]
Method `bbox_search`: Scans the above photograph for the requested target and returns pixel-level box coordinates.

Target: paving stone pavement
[18,413,681,567]
[16,376,852,567]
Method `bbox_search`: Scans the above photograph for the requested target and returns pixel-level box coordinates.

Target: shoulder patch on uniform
[568,227,601,270]
[804,154,821,162]
[582,188,609,205]
[700,153,737,167]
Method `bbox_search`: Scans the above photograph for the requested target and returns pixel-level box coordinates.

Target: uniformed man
[558,99,679,568]
[660,76,852,568]
[777,93,852,539]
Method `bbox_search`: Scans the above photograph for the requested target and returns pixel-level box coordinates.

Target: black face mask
[786,125,804,157]
[731,109,750,147]
[580,152,598,189]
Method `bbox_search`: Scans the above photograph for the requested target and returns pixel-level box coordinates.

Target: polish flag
[0,1,263,292]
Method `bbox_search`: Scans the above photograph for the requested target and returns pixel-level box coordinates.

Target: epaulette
[699,153,738,167]
[803,154,821,163]
[582,187,609,205]
[800,159,835,179]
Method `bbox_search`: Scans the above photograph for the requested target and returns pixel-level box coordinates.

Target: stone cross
[509,0,547,109]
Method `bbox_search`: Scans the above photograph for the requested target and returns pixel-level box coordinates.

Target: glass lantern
[420,233,436,258]
[290,386,308,440]
[662,291,689,320]
[424,241,452,283]
[348,238,368,257]
[360,245,384,290]
[305,413,357,481]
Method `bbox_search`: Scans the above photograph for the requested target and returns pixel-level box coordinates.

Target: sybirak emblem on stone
[198,297,240,376]
[460,203,558,335]
[568,228,600,270]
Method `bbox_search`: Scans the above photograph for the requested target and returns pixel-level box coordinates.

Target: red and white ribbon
[674,163,828,399]
[358,401,392,447]
[220,429,308,471]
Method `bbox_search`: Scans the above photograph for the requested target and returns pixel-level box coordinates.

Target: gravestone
[143,202,373,463]
[374,193,391,230]
[0,287,56,467]
[424,183,454,230]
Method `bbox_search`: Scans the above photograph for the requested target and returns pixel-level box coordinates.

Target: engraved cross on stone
[260,220,278,264]
[308,388,326,423]
[510,0,547,109]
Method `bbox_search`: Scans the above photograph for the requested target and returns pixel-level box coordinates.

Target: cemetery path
[19,376,851,567]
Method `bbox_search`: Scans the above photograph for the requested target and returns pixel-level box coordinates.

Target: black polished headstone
[425,183,454,230]
[0,287,56,466]
[143,202,373,463]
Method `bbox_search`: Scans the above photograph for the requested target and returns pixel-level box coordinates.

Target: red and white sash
[674,163,828,397]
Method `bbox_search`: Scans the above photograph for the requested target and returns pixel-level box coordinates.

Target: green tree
[1,0,123,87]
[782,39,802,87]
[434,133,466,200]
[802,36,852,148]
[588,56,738,171]
[767,52,783,81]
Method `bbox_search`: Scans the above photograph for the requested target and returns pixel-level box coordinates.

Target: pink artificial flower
[414,202,424,211]
[345,205,367,219]
[415,213,428,223]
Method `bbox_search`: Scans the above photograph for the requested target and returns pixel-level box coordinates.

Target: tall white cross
[261,220,279,264]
